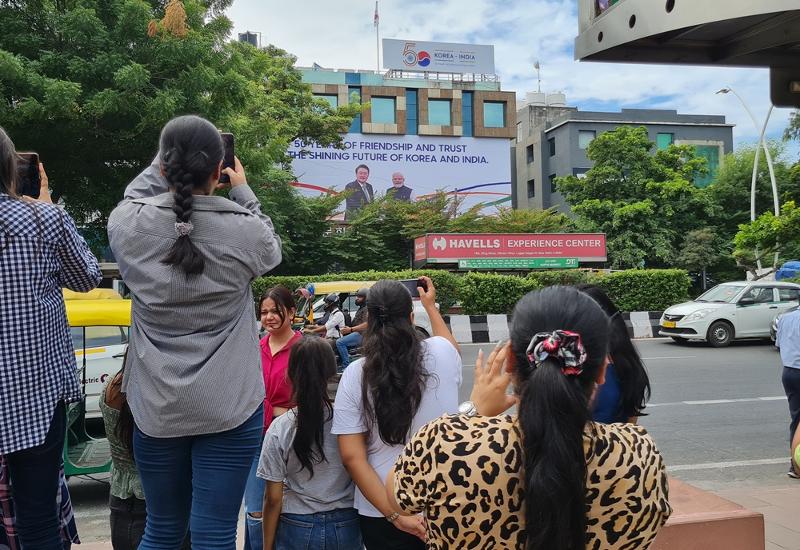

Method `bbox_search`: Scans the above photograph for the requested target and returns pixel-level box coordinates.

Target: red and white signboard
[414,233,607,263]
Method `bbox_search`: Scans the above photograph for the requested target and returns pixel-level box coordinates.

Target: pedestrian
[243,286,302,550]
[102,357,192,550]
[0,458,80,550]
[258,337,362,550]
[577,284,651,423]
[336,288,369,371]
[332,277,462,550]
[776,306,800,478]
[388,286,671,549]
[0,127,101,549]
[107,115,282,548]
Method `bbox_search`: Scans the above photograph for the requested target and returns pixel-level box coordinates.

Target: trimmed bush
[458,273,540,315]
[252,269,462,313]
[528,269,590,287]
[592,269,691,312]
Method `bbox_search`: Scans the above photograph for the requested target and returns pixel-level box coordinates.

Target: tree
[785,110,800,143]
[706,143,796,240]
[557,126,714,268]
[0,0,359,261]
[677,229,722,290]
[733,201,800,279]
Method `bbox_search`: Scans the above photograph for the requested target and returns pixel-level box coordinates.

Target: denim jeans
[243,434,267,550]
[109,496,191,550]
[275,508,362,550]
[133,405,263,550]
[335,333,362,369]
[5,401,65,550]
[783,366,800,444]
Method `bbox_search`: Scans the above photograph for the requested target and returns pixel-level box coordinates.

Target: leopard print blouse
[393,415,671,549]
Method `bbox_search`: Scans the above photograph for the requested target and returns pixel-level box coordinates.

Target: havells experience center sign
[383,39,496,74]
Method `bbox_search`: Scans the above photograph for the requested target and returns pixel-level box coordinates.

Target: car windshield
[696,284,745,304]
[70,326,129,350]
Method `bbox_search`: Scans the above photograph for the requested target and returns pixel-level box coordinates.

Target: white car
[71,326,128,419]
[660,281,800,347]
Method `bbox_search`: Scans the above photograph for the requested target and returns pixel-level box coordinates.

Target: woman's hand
[470,342,518,416]
[221,156,247,188]
[394,514,427,541]
[418,276,436,311]
[21,163,52,204]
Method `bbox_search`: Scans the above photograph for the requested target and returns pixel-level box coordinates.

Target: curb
[443,312,664,343]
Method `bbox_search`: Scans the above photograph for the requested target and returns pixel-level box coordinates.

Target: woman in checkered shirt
[0,127,101,549]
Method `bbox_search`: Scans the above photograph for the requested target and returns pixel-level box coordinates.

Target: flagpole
[375,1,380,72]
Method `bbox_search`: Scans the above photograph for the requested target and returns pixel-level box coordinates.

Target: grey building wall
[514,107,735,213]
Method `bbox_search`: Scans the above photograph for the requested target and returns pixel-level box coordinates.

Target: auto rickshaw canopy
[63,289,132,328]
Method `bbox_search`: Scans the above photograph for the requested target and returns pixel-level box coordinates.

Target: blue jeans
[5,401,66,550]
[276,508,362,550]
[335,333,362,368]
[133,405,263,550]
[243,434,266,550]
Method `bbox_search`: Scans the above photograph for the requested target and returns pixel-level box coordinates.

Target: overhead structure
[575,0,800,107]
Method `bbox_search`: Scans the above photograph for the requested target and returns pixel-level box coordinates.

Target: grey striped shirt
[107,156,281,437]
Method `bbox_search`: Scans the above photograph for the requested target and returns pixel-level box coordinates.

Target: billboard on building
[382,39,495,74]
[414,233,608,266]
[288,134,511,219]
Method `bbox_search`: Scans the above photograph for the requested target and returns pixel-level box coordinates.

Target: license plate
[662,321,676,328]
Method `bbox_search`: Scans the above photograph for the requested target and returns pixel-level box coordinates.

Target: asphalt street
[68,338,797,542]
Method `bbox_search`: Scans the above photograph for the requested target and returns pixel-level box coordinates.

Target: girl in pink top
[244,285,302,550]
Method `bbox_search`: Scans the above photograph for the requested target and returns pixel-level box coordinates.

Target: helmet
[323,293,339,306]
[356,287,369,299]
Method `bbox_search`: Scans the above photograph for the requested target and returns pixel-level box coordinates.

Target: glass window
[693,145,721,188]
[406,89,418,135]
[349,87,362,133]
[315,94,338,109]
[527,179,536,198]
[371,97,396,124]
[462,92,473,137]
[656,133,674,150]
[779,288,800,302]
[526,145,534,164]
[548,137,556,156]
[429,99,452,126]
[71,326,129,350]
[549,174,557,193]
[741,287,775,304]
[697,283,746,303]
[578,130,596,150]
[483,101,505,128]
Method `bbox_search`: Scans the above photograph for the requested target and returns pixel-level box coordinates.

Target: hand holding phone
[16,153,41,199]
[219,133,234,184]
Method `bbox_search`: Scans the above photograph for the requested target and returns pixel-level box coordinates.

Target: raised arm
[123,154,169,200]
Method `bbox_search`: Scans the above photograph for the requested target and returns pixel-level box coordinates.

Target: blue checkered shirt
[0,194,101,455]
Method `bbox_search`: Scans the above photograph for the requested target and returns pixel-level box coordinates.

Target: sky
[226,0,799,160]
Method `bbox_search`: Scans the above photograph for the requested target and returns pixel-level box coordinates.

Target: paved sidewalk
[717,484,800,550]
[76,486,800,550]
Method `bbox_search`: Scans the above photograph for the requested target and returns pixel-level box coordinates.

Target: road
[69,338,795,542]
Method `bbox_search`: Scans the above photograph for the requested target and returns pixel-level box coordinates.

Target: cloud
[227,0,798,159]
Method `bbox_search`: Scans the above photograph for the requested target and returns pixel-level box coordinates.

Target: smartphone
[400,278,428,298]
[219,133,234,184]
[16,153,41,198]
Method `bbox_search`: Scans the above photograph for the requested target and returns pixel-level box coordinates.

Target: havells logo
[402,42,431,68]
[431,237,447,251]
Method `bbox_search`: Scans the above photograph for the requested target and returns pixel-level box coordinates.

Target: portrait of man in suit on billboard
[344,164,374,220]
[385,172,414,202]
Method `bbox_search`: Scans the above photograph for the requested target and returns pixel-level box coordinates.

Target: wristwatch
[458,400,478,417]
[386,511,400,524]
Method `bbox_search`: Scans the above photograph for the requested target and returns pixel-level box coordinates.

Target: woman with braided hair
[108,115,282,549]
[387,286,671,550]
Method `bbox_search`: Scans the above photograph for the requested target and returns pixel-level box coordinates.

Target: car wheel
[707,321,733,348]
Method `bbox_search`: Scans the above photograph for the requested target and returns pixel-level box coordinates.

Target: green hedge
[593,269,691,312]
[457,273,540,315]
[252,269,462,313]
[252,268,691,315]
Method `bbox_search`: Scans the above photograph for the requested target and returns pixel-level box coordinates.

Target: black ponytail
[288,337,336,477]
[361,279,427,446]
[158,115,224,275]
[511,286,610,550]
[577,284,651,419]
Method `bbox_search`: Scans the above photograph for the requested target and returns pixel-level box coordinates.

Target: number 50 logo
[402,42,431,68]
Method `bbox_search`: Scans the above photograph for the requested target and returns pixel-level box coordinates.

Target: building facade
[514,94,734,212]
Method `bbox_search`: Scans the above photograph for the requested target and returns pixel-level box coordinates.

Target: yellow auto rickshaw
[292,281,376,330]
[63,289,131,477]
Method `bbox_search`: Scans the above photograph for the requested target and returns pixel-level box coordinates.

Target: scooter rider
[304,294,345,344]
[336,288,369,372]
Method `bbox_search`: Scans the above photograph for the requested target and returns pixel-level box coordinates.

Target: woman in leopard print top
[388,286,671,549]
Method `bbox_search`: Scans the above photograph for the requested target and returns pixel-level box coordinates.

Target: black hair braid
[160,148,206,275]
